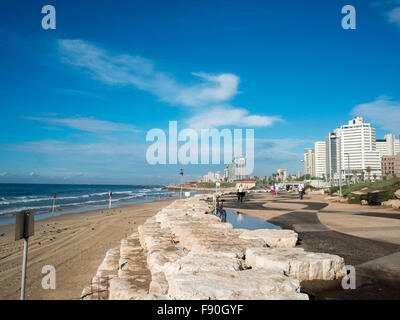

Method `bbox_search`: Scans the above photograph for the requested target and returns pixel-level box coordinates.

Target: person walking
[298,183,305,200]
[237,184,245,202]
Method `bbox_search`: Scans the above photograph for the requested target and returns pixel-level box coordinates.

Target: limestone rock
[382,199,400,209]
[96,247,120,277]
[162,251,245,279]
[108,278,147,300]
[245,247,346,281]
[149,272,169,295]
[361,200,368,205]
[395,189,400,200]
[167,269,308,300]
[239,229,298,248]
[147,250,184,274]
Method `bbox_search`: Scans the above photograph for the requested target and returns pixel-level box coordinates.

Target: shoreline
[0,198,173,300]
[0,194,180,227]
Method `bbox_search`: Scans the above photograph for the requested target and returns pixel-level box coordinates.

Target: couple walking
[270,184,279,196]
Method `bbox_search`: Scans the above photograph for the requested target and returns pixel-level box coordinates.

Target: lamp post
[179,168,184,199]
[345,153,350,186]
[338,136,343,197]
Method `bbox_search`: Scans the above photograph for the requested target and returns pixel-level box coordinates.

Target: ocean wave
[0,194,92,205]
[0,187,171,216]
[0,204,61,216]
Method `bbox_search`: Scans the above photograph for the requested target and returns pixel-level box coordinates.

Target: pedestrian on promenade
[270,184,274,196]
[237,184,245,202]
[298,183,305,200]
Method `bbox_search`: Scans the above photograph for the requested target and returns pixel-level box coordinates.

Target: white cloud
[58,39,277,128]
[29,172,37,177]
[0,172,7,177]
[186,106,282,129]
[58,39,239,108]
[22,116,138,133]
[176,73,239,107]
[352,96,400,132]
[388,6,400,26]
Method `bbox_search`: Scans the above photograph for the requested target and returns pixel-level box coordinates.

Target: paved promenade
[224,191,400,299]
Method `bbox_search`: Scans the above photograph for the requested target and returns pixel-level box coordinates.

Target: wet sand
[0,199,173,300]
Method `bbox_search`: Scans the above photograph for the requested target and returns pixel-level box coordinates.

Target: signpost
[179,169,184,199]
[15,210,34,300]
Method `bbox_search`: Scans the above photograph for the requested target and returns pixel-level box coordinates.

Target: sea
[0,183,183,226]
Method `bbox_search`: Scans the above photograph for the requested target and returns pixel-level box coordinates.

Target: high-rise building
[223,167,229,181]
[314,141,326,178]
[304,148,315,177]
[376,133,400,156]
[234,157,247,180]
[335,117,381,180]
[226,162,236,182]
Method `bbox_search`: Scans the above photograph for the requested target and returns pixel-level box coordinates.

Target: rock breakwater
[81,194,346,300]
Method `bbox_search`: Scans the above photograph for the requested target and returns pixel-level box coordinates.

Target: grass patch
[330,178,400,203]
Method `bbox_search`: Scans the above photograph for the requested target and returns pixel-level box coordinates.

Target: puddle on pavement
[220,209,282,230]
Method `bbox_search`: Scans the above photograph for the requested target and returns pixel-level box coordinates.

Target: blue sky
[0,0,400,184]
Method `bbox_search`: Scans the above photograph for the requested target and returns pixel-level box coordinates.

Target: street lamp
[179,168,184,199]
[345,153,350,186]
[338,136,343,197]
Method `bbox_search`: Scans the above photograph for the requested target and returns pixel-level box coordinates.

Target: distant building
[304,148,315,177]
[325,117,382,182]
[277,169,288,181]
[336,117,381,180]
[376,133,400,156]
[227,163,236,182]
[234,157,247,180]
[381,153,400,178]
[223,167,229,181]
[314,141,326,178]
[224,157,247,181]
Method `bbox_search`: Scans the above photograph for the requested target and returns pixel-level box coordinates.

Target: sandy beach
[0,199,173,300]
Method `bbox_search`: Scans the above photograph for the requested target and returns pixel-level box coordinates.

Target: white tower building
[234,157,247,180]
[304,148,315,177]
[335,117,381,180]
[314,141,326,178]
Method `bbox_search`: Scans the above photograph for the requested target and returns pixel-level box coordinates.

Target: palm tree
[360,171,365,182]
[366,166,372,182]
[373,173,377,181]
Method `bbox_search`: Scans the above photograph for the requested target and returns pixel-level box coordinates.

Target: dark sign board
[15,210,34,241]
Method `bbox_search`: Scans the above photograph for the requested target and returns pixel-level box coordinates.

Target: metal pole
[20,238,28,300]
[347,154,350,186]
[180,176,182,199]
[338,136,343,197]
